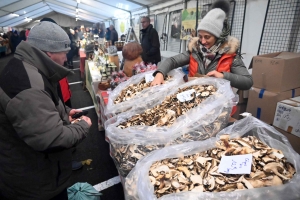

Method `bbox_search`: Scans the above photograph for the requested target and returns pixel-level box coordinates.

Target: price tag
[177,89,196,102]
[218,154,252,174]
[145,73,155,83]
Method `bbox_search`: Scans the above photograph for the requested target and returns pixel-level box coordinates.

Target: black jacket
[110,29,118,45]
[140,24,161,64]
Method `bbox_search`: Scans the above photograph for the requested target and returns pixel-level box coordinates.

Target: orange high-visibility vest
[189,53,237,116]
[189,53,236,76]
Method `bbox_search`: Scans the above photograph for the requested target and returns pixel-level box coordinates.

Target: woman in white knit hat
[151,0,253,90]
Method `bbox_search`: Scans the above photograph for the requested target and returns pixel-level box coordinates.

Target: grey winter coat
[156,36,253,90]
[0,41,89,200]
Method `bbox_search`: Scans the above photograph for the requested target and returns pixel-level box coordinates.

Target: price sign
[218,154,253,174]
[145,73,155,83]
[177,89,196,102]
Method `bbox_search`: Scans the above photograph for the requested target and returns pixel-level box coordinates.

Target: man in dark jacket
[109,25,118,45]
[0,21,91,200]
[140,16,161,65]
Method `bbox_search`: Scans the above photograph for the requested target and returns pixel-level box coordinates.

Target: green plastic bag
[67,182,101,200]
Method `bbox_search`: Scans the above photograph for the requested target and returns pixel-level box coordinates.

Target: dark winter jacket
[0,41,89,200]
[156,36,253,90]
[110,28,118,45]
[140,24,161,65]
[105,28,111,41]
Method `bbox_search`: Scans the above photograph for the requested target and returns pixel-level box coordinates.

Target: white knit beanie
[197,8,226,37]
[27,21,70,52]
[197,0,230,37]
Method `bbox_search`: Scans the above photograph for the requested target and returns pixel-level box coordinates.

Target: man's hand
[81,116,92,127]
[206,70,224,78]
[151,73,165,86]
[69,109,82,122]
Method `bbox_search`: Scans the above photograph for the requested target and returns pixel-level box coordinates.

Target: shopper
[0,21,91,200]
[19,30,26,41]
[10,30,21,53]
[78,25,84,40]
[67,28,76,69]
[105,27,111,41]
[74,27,80,57]
[151,0,253,90]
[109,25,118,45]
[140,16,161,65]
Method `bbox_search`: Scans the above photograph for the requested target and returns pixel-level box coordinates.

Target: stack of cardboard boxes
[247,52,300,124]
[246,52,300,154]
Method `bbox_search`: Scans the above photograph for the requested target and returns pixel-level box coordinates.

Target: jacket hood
[14,41,72,82]
[188,36,240,54]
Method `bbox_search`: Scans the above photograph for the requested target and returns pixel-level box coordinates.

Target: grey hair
[141,16,150,22]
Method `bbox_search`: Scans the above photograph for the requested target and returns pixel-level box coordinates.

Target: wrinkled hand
[81,116,92,127]
[206,70,224,78]
[151,73,165,86]
[69,109,82,122]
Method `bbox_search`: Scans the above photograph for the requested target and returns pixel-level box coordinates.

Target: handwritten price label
[177,89,196,102]
[218,154,253,174]
[145,73,155,83]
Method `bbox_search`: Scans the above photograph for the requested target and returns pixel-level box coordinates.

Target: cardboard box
[246,87,300,124]
[274,127,300,154]
[273,97,300,138]
[251,52,300,92]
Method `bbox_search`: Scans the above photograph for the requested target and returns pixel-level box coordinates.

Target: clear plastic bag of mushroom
[105,69,185,117]
[125,116,300,200]
[105,78,236,177]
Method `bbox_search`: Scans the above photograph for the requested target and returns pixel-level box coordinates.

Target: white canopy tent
[0,0,170,28]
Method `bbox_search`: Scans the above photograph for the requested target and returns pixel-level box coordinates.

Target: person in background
[98,26,105,38]
[0,21,91,200]
[105,27,111,41]
[10,30,21,53]
[19,30,26,41]
[151,0,253,91]
[25,28,30,38]
[78,25,84,40]
[74,27,80,57]
[109,25,118,45]
[66,29,76,69]
[140,16,161,65]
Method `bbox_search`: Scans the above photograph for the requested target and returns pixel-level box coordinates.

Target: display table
[96,90,110,131]
[85,61,102,126]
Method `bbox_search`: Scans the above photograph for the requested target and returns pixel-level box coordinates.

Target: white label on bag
[177,89,196,102]
[218,154,253,174]
[145,73,155,83]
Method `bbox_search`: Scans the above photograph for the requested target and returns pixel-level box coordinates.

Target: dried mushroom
[117,85,217,128]
[110,106,230,177]
[114,76,172,104]
[143,136,296,198]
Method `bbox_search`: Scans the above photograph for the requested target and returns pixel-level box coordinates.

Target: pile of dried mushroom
[111,107,231,177]
[117,85,216,128]
[148,135,295,198]
[113,76,172,104]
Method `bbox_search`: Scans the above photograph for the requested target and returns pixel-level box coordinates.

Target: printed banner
[170,10,182,39]
[181,8,201,40]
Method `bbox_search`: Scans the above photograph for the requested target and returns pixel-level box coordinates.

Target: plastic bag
[67,182,101,200]
[105,78,235,176]
[125,116,300,200]
[105,69,185,116]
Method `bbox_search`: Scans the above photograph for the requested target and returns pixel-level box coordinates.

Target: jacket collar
[188,36,240,55]
[141,24,153,33]
[14,41,72,82]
